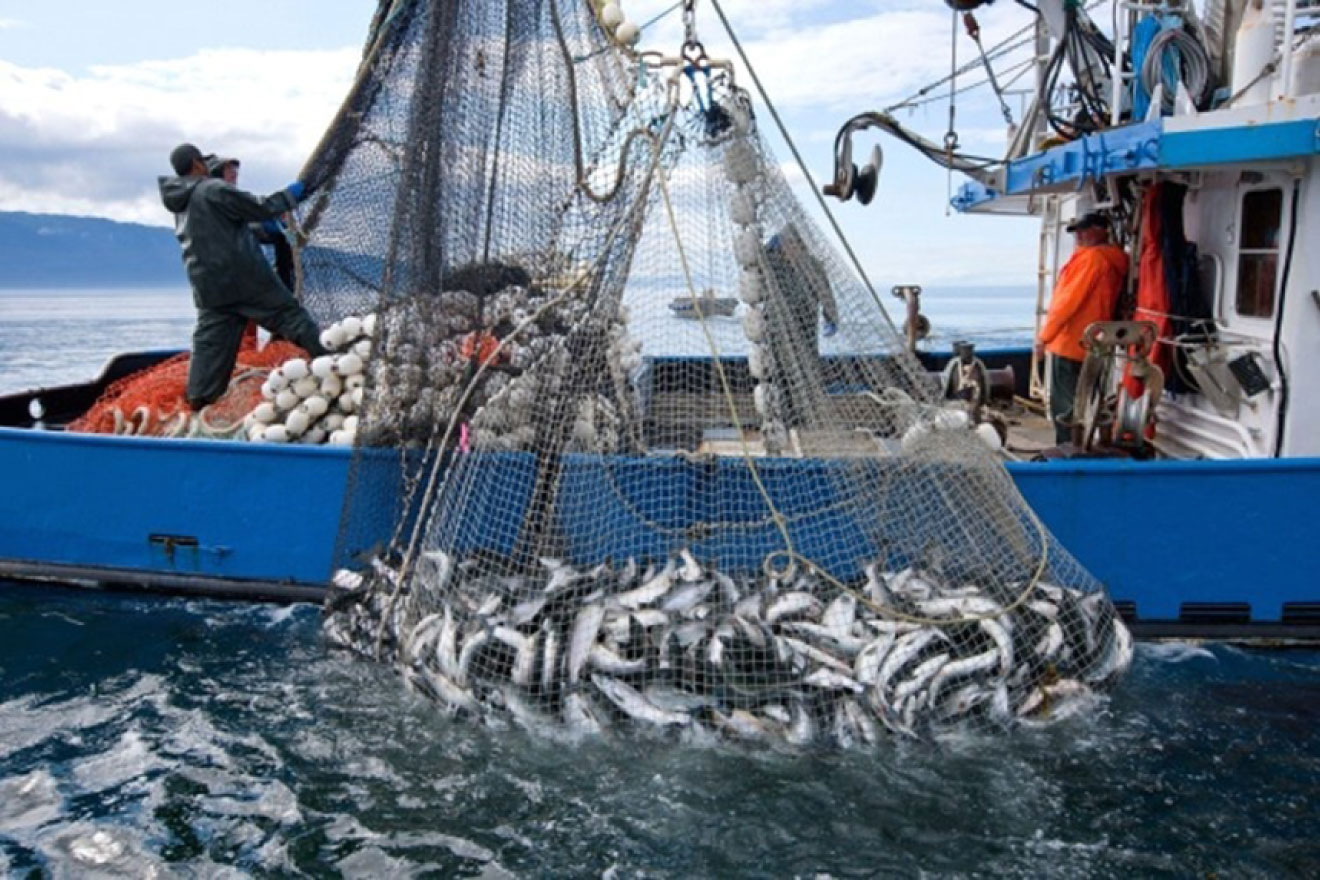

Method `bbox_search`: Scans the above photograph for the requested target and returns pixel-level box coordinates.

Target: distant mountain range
[0,212,183,288]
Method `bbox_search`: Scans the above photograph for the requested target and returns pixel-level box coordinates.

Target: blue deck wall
[2,427,1317,621]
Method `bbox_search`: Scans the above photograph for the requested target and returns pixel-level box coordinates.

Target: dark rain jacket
[158,175,298,309]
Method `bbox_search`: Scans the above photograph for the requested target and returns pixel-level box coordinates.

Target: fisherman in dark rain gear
[159,143,326,410]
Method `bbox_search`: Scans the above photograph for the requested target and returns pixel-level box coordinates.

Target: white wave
[1138,642,1218,664]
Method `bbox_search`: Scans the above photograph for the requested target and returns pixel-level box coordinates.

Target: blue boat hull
[1,424,1317,635]
[0,428,402,602]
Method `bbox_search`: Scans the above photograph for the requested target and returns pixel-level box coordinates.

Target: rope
[373,72,684,658]
[654,147,799,562]
[707,0,902,342]
[659,140,1051,623]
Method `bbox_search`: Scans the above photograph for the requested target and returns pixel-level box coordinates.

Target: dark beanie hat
[169,143,205,176]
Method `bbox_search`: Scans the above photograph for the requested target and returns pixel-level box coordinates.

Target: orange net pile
[69,335,309,439]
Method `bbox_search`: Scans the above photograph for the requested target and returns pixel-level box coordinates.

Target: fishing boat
[1,0,1318,642]
[669,288,741,319]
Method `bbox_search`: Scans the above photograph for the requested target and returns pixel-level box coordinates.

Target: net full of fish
[324,550,1131,746]
[291,0,1133,750]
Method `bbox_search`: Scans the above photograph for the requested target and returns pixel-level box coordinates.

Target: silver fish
[643,685,715,714]
[662,581,714,615]
[710,708,778,741]
[733,594,764,621]
[563,690,604,736]
[510,595,547,627]
[618,556,639,585]
[1016,686,1045,717]
[589,643,648,676]
[436,606,460,679]
[1035,621,1064,659]
[864,562,892,606]
[1019,679,1097,725]
[613,562,674,609]
[979,617,1014,677]
[456,627,490,684]
[988,682,1012,723]
[672,620,710,648]
[1027,599,1059,619]
[854,631,897,685]
[475,593,502,618]
[891,651,951,705]
[714,571,741,606]
[415,549,454,593]
[405,612,445,665]
[831,702,860,748]
[803,667,865,693]
[544,561,581,595]
[874,629,943,697]
[887,567,936,602]
[821,594,857,633]
[370,556,402,588]
[591,674,691,727]
[1083,617,1133,685]
[841,698,880,746]
[916,594,1002,619]
[765,592,822,624]
[924,648,997,708]
[787,701,815,746]
[492,626,538,687]
[732,614,768,649]
[625,608,666,629]
[778,636,852,674]
[416,667,480,715]
[678,549,703,583]
[499,688,554,730]
[781,620,868,657]
[567,603,606,684]
[540,620,561,690]
[937,682,992,721]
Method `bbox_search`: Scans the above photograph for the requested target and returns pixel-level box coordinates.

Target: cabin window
[1235,188,1283,318]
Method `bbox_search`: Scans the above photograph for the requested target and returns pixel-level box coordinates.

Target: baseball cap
[1065,211,1109,233]
[206,155,240,177]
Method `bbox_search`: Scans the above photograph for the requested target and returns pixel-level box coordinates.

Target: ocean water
[1,289,1317,876]
[0,286,1035,397]
[0,288,196,395]
[0,586,1316,877]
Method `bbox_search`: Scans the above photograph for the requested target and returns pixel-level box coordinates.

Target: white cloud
[0,47,357,224]
[0,18,24,30]
[629,0,1033,113]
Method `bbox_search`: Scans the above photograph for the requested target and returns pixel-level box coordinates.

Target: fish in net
[295,0,1132,744]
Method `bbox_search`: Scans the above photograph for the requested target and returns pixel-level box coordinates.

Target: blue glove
[285,181,306,202]
[261,218,285,237]
[823,319,838,338]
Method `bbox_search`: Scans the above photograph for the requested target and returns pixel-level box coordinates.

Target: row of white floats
[244,314,377,446]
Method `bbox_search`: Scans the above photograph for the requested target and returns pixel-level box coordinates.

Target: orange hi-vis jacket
[1038,243,1129,362]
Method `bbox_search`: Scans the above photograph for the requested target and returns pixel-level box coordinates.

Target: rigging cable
[1272,182,1299,457]
[963,12,1015,125]
[706,0,903,339]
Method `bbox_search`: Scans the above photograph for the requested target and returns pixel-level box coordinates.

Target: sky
[0,0,1045,286]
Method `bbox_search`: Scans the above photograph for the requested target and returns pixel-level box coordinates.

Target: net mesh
[307,0,1131,744]
[68,334,310,439]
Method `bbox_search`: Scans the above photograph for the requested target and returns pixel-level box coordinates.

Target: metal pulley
[823,116,883,205]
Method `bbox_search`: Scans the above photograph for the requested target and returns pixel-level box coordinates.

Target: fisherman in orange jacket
[1036,212,1129,443]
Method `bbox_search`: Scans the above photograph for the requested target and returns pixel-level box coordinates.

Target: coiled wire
[1141,26,1212,114]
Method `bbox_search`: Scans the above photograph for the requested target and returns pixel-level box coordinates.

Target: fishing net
[310,0,1131,744]
[68,333,309,438]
